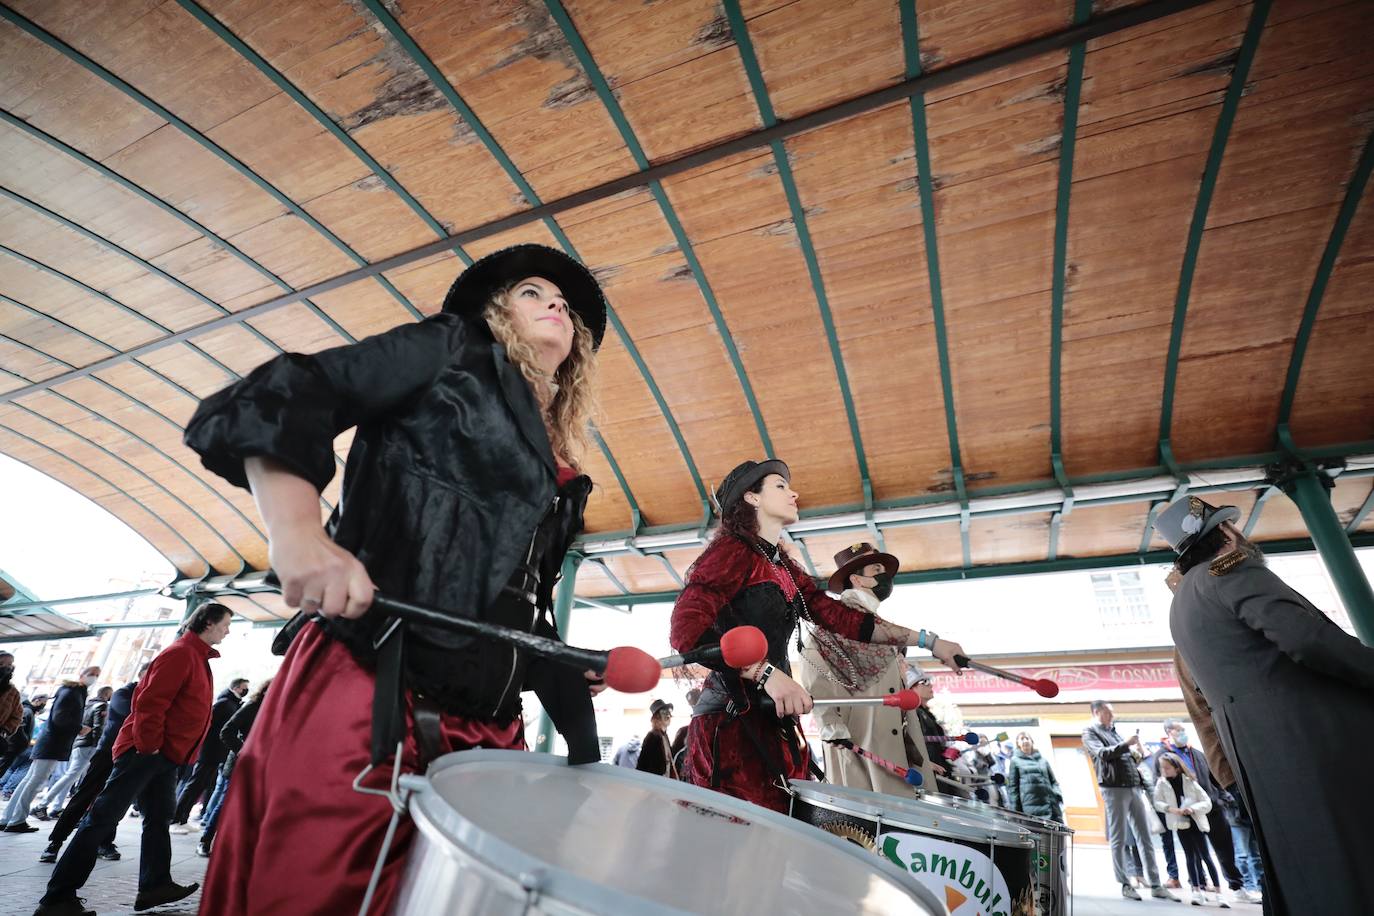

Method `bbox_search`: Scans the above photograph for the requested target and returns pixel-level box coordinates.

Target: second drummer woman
[184,244,608,914]
[670,459,966,811]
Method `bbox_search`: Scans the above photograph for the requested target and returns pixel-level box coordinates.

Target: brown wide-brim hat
[441,243,607,350]
[827,541,899,593]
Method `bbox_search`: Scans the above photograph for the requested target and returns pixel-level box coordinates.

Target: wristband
[926,631,939,651]
[916,629,927,650]
[757,662,776,687]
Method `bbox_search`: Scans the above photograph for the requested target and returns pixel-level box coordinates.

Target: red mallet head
[1033,678,1059,699]
[720,626,768,669]
[942,747,960,760]
[881,689,921,711]
[904,768,924,787]
[602,646,662,693]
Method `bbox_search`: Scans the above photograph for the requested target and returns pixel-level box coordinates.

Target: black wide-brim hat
[441,243,607,350]
[827,542,900,594]
[714,458,790,517]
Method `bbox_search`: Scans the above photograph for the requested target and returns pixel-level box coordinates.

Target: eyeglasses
[914,678,932,686]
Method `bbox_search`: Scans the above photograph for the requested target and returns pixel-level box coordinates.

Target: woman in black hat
[183,245,607,915]
[669,459,965,812]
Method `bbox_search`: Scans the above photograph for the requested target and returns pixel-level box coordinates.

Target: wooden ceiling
[1,0,1372,619]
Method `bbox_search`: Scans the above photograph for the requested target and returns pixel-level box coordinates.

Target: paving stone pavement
[0,811,208,916]
[2,811,1260,915]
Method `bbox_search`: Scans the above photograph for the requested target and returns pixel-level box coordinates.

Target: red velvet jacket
[113,631,218,764]
[670,534,874,683]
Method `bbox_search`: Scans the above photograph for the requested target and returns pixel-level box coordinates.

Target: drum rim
[789,780,1036,849]
[410,750,948,914]
[921,793,1074,837]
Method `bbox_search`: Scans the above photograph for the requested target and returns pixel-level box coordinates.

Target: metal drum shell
[921,793,1073,916]
[393,750,946,916]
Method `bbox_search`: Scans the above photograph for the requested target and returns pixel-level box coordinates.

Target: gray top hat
[1156,496,1241,554]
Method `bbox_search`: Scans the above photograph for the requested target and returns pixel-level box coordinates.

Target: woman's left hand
[584,670,608,697]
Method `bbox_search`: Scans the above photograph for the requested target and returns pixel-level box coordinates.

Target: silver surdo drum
[920,793,1073,916]
[393,750,946,915]
[790,781,1037,916]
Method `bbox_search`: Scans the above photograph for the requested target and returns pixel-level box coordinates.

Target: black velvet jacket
[185,313,597,755]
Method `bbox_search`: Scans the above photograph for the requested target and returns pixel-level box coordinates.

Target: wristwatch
[756,662,776,686]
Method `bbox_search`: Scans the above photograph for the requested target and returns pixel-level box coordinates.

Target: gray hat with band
[1156,496,1240,554]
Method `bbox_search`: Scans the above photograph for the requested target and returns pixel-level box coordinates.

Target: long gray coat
[1170,556,1374,915]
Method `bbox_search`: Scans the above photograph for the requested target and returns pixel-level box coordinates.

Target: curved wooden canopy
[1,0,1372,620]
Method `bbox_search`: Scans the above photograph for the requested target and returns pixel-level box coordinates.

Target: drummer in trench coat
[796,545,938,794]
[1157,496,1374,916]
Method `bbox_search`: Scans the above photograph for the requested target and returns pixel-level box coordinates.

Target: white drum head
[412,750,943,915]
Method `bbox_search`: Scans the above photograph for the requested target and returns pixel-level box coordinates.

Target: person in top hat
[635,700,678,779]
[181,244,609,916]
[795,544,933,795]
[670,459,965,811]
[1160,495,1374,916]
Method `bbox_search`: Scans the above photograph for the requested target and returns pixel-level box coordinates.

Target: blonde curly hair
[482,284,599,468]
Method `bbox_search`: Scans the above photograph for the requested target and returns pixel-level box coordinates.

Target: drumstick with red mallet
[657,626,770,670]
[810,689,922,711]
[827,739,924,787]
[953,654,1059,698]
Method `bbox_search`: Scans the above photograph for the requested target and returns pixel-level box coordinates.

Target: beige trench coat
[797,643,937,796]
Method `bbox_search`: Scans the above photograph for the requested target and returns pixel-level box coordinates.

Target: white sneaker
[1191,889,1206,906]
[1213,891,1231,909]
[169,824,190,835]
[1230,889,1261,905]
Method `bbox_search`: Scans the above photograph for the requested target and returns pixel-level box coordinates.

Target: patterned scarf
[801,589,901,693]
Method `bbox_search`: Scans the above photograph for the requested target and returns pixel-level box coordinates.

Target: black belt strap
[370,622,407,767]
[411,697,444,769]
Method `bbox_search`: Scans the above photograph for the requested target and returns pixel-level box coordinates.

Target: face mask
[1174,733,1189,747]
[81,675,97,687]
[0,665,13,681]
[871,572,894,602]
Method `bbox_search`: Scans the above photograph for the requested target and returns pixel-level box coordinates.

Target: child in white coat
[1154,752,1228,908]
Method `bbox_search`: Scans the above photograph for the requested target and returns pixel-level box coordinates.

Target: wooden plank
[874,522,966,571]
[916,0,1071,70]
[969,511,1052,565]
[0,248,160,351]
[1249,475,1367,542]
[1056,502,1154,557]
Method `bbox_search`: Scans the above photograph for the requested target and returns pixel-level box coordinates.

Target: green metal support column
[535,554,583,754]
[1279,470,1374,646]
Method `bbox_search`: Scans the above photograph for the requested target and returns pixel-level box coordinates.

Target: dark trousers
[48,748,116,848]
[1176,826,1214,889]
[1204,805,1243,890]
[1157,811,1179,879]
[42,751,178,905]
[172,753,221,824]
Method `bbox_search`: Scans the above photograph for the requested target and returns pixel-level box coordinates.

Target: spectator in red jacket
[34,603,232,916]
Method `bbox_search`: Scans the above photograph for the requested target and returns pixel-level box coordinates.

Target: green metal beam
[1279,470,1374,645]
[898,0,972,566]
[1155,0,1271,452]
[724,0,874,505]
[536,553,581,754]
[544,0,775,459]
[1046,0,1092,546]
[578,531,1374,607]
[0,109,355,342]
[1275,129,1374,427]
[360,0,705,516]
[0,7,423,320]
[0,423,212,577]
[0,588,163,614]
[794,537,820,579]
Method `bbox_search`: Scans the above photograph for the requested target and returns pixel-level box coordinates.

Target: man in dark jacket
[40,665,150,864]
[1159,495,1374,916]
[36,605,231,916]
[171,678,246,830]
[1,666,98,832]
[1082,700,1175,901]
[40,687,113,821]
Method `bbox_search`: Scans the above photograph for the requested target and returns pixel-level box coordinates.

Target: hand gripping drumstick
[830,740,924,787]
[362,592,663,694]
[657,626,769,670]
[953,654,1060,698]
[810,689,922,711]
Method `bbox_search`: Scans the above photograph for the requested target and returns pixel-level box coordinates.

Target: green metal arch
[543,0,775,459]
[360,0,707,516]
[0,7,423,320]
[0,109,355,343]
